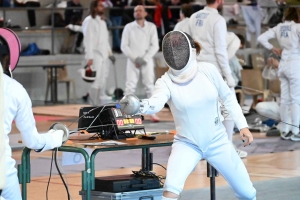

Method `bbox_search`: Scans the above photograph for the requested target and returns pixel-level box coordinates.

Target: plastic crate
[80,188,164,200]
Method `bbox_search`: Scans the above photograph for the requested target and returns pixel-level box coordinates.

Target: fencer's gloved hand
[109,55,116,63]
[224,74,236,88]
[35,129,64,152]
[139,99,150,114]
[135,57,147,67]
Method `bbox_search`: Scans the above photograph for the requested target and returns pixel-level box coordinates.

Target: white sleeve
[82,20,95,60]
[67,24,83,32]
[257,26,277,50]
[0,66,5,189]
[207,65,248,130]
[226,32,240,60]
[15,86,60,152]
[141,77,171,115]
[213,18,232,76]
[296,24,300,39]
[121,25,137,62]
[143,25,159,61]
[105,26,113,56]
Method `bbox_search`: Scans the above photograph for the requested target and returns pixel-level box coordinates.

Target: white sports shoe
[233,143,248,158]
[281,131,293,140]
[236,148,248,158]
[291,134,300,142]
[150,114,160,122]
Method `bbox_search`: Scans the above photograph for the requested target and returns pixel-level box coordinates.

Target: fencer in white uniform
[173,4,194,33]
[121,5,159,121]
[82,0,115,105]
[0,65,5,197]
[257,7,300,141]
[136,31,256,200]
[0,28,66,200]
[240,0,262,46]
[189,0,245,155]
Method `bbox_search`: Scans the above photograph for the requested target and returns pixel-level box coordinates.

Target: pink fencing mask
[0,28,21,73]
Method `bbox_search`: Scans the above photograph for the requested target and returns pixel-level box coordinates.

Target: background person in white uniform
[136,31,256,200]
[258,7,300,141]
[173,4,194,33]
[121,5,160,122]
[82,0,115,105]
[189,0,243,156]
[0,29,65,200]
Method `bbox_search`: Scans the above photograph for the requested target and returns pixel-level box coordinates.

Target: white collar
[204,6,218,14]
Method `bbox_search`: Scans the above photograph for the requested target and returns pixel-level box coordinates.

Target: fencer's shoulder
[124,21,135,28]
[145,21,157,29]
[3,74,26,94]
[197,62,219,75]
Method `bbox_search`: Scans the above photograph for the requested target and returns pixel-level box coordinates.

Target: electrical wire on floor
[54,148,71,200]
[46,151,55,200]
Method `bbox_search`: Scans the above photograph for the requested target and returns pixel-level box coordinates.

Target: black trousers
[0,189,2,197]
[25,2,41,27]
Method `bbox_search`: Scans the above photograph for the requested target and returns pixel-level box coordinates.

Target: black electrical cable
[46,151,55,200]
[152,163,167,171]
[54,148,70,200]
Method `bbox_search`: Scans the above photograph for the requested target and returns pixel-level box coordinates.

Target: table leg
[207,162,219,200]
[18,147,32,200]
[50,67,54,103]
[58,147,91,200]
[54,67,58,103]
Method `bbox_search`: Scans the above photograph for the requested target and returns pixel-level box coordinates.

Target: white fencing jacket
[174,18,190,33]
[82,15,112,60]
[188,7,232,77]
[0,67,5,189]
[3,74,63,156]
[121,20,159,63]
[142,62,247,151]
[258,21,300,61]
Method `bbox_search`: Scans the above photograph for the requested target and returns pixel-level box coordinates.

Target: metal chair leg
[207,162,219,200]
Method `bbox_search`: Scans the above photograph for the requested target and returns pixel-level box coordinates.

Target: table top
[18,61,66,68]
[63,134,174,150]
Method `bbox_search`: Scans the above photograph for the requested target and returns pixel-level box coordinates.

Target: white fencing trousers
[1,156,22,200]
[88,51,108,105]
[125,59,155,98]
[164,132,256,200]
[278,60,300,134]
[241,6,262,44]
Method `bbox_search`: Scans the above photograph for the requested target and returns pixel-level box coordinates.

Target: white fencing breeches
[125,59,155,98]
[278,60,300,134]
[88,52,109,105]
[241,6,262,44]
[1,156,22,200]
[256,101,280,121]
[164,132,256,200]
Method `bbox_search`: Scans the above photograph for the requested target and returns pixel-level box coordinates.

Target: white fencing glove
[135,57,147,66]
[224,73,236,88]
[36,129,64,152]
[109,55,116,64]
[139,99,150,114]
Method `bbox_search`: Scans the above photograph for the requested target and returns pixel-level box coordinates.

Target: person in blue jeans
[110,0,128,53]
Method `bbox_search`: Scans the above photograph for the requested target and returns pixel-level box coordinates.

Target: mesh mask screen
[162,31,190,70]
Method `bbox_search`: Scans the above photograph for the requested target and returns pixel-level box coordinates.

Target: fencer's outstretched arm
[213,19,232,77]
[121,26,137,62]
[257,27,277,50]
[205,65,248,130]
[143,25,159,61]
[140,78,171,115]
[15,85,63,152]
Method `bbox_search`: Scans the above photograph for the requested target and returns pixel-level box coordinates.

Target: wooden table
[18,61,66,104]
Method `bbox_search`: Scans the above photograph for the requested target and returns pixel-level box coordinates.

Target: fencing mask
[162,30,196,71]
[0,28,21,77]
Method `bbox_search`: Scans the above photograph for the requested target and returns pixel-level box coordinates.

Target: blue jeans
[111,16,122,49]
